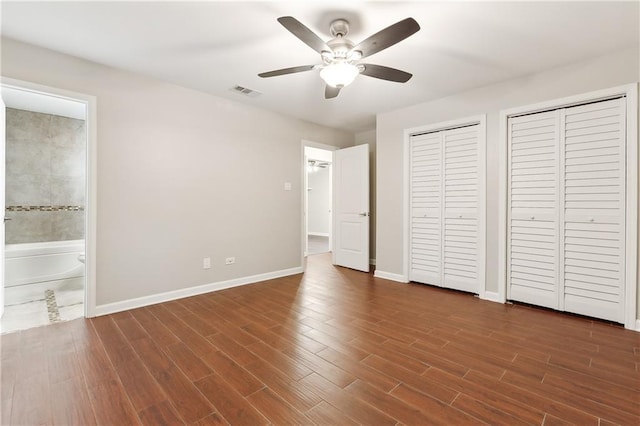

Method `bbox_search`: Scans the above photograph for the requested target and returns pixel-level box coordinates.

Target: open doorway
[304,145,333,256]
[1,81,92,333]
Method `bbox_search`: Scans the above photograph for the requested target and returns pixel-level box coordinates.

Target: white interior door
[333,144,369,272]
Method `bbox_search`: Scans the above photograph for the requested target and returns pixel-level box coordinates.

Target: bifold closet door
[410,125,481,293]
[442,126,480,293]
[507,97,626,323]
[507,111,560,309]
[562,98,625,323]
[410,132,442,286]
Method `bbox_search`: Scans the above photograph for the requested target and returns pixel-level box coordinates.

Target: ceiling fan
[258,16,420,99]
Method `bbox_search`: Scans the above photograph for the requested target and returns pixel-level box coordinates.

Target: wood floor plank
[76,345,120,389]
[316,347,400,393]
[501,370,638,425]
[151,366,214,423]
[195,371,269,426]
[305,401,359,425]
[129,308,180,348]
[50,376,97,426]
[199,350,264,397]
[91,316,137,366]
[462,369,599,425]
[192,412,230,426]
[390,383,484,425]
[299,372,397,426]
[362,354,459,403]
[245,387,312,425]
[452,393,533,426]
[164,341,213,381]
[114,356,167,411]
[112,311,149,342]
[137,400,185,425]
[207,332,259,366]
[245,340,313,381]
[345,378,440,425]
[87,378,140,425]
[10,372,51,426]
[243,359,323,412]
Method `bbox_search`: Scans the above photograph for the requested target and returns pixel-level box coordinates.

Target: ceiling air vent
[230,85,261,98]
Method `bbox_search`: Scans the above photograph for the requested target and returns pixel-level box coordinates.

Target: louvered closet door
[410,124,481,293]
[442,126,480,292]
[508,111,559,309]
[410,132,442,286]
[562,98,625,322]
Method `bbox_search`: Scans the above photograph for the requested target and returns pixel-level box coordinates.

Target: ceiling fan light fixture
[320,63,360,88]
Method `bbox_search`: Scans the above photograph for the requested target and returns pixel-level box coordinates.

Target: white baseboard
[308,232,329,237]
[635,319,640,332]
[480,291,501,303]
[374,270,409,283]
[92,266,304,317]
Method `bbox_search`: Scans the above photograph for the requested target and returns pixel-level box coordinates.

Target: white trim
[624,84,638,330]
[635,319,640,332]
[497,112,508,303]
[308,232,329,237]
[477,116,487,300]
[93,266,303,317]
[498,83,638,330]
[1,77,98,318]
[480,291,501,303]
[403,114,487,296]
[374,270,409,283]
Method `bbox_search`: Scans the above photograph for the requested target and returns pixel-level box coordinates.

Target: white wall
[1,38,354,308]
[376,47,639,313]
[307,166,330,235]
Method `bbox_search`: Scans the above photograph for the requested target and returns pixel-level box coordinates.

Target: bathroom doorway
[0,80,95,334]
[304,144,333,256]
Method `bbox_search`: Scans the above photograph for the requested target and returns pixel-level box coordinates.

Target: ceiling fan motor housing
[329,19,350,37]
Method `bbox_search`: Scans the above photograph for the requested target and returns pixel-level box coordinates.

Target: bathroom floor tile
[4,285,47,306]
[59,304,84,322]
[55,289,84,307]
[1,301,50,334]
[2,286,84,334]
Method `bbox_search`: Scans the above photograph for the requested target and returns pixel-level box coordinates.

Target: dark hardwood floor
[1,253,639,425]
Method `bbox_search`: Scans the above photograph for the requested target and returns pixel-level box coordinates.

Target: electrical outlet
[203,257,211,269]
[225,257,235,265]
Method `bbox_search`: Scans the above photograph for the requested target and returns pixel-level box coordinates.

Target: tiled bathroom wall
[5,108,86,243]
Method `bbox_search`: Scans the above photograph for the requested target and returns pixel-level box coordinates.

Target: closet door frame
[498,83,638,330]
[403,115,486,297]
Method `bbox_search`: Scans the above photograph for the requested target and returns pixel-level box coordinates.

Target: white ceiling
[1,1,638,132]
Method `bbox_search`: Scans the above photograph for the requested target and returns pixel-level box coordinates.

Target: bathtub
[5,240,85,287]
